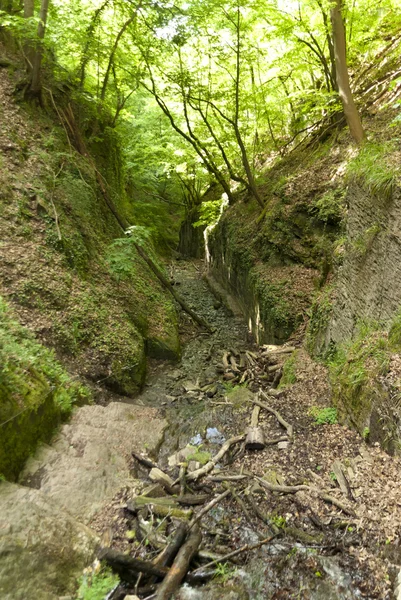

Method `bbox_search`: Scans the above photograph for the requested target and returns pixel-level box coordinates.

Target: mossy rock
[0,298,90,480]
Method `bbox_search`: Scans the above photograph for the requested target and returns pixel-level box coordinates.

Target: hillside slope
[0,52,180,479]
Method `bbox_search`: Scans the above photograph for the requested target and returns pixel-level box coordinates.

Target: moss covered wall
[208,199,319,344]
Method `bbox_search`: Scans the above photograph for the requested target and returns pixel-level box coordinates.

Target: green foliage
[270,514,287,529]
[214,562,237,584]
[388,310,401,348]
[351,224,381,258]
[0,297,90,419]
[193,199,224,228]
[279,353,298,388]
[347,143,398,200]
[328,321,391,436]
[306,286,334,357]
[308,406,338,425]
[311,189,346,224]
[187,449,212,465]
[329,321,389,393]
[77,567,119,600]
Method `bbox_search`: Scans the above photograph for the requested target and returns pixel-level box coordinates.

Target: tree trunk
[23,0,35,72]
[23,0,34,16]
[29,0,50,99]
[330,0,365,144]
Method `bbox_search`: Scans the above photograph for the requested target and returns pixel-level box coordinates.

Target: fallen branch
[192,535,275,573]
[256,478,310,494]
[127,498,192,520]
[255,392,294,438]
[153,522,188,569]
[245,405,265,450]
[255,477,356,517]
[99,548,168,583]
[186,435,245,482]
[134,242,213,333]
[189,489,231,529]
[177,494,210,506]
[149,468,178,495]
[132,450,159,470]
[155,526,202,600]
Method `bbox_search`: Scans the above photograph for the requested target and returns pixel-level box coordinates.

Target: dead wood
[179,463,187,497]
[186,435,246,482]
[127,498,192,520]
[255,392,294,438]
[153,522,188,569]
[256,477,310,494]
[222,351,230,369]
[176,494,210,506]
[255,477,356,517]
[131,451,159,470]
[99,548,169,583]
[229,355,240,372]
[225,484,253,524]
[264,388,284,398]
[134,242,212,333]
[149,468,178,495]
[207,474,249,482]
[246,405,266,450]
[189,489,231,529]
[318,492,356,516]
[261,346,296,356]
[192,535,274,573]
[331,460,355,501]
[155,525,202,600]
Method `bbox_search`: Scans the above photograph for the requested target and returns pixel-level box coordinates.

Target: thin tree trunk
[330,0,365,144]
[23,0,35,72]
[233,5,264,208]
[79,0,111,88]
[29,0,50,98]
[133,242,213,332]
[100,13,137,101]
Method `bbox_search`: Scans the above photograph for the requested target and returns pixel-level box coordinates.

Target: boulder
[0,482,98,600]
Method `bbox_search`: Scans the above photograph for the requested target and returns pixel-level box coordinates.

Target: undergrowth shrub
[77,567,119,600]
[0,297,90,418]
[347,142,397,200]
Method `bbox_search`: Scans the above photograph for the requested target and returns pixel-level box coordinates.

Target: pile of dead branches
[99,360,358,599]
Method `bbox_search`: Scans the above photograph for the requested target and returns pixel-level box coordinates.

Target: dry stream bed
[90,261,401,600]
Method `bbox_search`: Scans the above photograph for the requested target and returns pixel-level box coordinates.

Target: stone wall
[328,182,401,343]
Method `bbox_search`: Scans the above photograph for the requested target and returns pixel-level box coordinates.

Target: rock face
[20,402,167,523]
[0,482,99,600]
[328,183,401,343]
[0,402,168,598]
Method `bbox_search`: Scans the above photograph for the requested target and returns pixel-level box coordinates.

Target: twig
[255,392,294,438]
[155,526,202,600]
[255,477,356,517]
[191,535,275,573]
[132,450,159,470]
[188,489,231,530]
[186,435,245,482]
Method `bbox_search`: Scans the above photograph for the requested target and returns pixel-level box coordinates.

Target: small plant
[308,406,338,425]
[214,562,236,584]
[329,471,337,481]
[351,224,381,258]
[362,427,370,440]
[270,514,287,528]
[187,450,212,465]
[347,142,397,200]
[77,566,119,600]
[312,189,346,224]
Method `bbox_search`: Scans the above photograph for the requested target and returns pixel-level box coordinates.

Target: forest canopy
[1,0,401,211]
